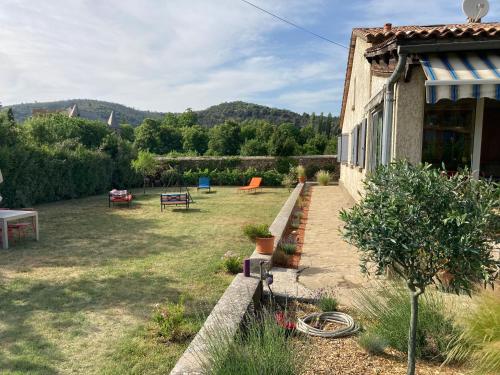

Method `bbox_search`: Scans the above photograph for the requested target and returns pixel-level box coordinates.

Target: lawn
[0,187,289,375]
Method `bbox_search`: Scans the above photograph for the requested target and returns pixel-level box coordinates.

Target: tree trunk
[143,177,147,195]
[407,290,420,375]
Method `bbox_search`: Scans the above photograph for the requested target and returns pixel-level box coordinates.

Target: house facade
[338,22,500,200]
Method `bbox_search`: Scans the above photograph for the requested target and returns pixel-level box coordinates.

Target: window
[422,99,475,171]
[351,126,358,166]
[369,109,383,170]
[357,119,367,168]
[338,134,349,164]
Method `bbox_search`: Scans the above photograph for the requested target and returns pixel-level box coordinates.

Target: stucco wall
[339,37,373,201]
[393,66,426,164]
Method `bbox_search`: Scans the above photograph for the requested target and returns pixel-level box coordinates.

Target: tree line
[134,108,339,156]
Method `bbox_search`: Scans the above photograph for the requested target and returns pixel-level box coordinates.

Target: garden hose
[296,312,359,338]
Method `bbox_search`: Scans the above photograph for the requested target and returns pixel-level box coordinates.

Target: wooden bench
[160,192,192,211]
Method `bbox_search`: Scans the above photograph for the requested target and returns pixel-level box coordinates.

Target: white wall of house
[339,37,373,200]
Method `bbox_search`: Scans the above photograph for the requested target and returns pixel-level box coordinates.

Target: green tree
[240,138,268,156]
[131,150,157,194]
[325,113,333,138]
[133,118,162,152]
[302,133,328,155]
[268,123,299,156]
[177,108,197,127]
[182,125,208,155]
[340,161,499,375]
[162,112,179,128]
[120,124,135,142]
[324,137,338,155]
[299,125,315,145]
[158,125,182,154]
[23,114,109,148]
[0,109,18,146]
[207,121,241,155]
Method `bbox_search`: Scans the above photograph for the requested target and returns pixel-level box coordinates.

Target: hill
[6,99,338,128]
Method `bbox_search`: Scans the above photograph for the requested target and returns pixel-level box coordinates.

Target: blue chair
[197,177,211,192]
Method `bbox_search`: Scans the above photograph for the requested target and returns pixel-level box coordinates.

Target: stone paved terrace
[298,185,374,304]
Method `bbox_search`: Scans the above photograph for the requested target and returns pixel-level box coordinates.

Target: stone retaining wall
[170,183,305,374]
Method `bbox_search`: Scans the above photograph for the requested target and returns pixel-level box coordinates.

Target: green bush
[243,224,272,242]
[152,297,197,343]
[316,170,330,186]
[275,157,298,174]
[305,164,334,179]
[204,310,305,375]
[160,167,181,187]
[0,143,114,207]
[354,282,457,360]
[315,288,338,312]
[279,238,297,255]
[221,251,242,274]
[445,291,500,374]
[358,332,388,355]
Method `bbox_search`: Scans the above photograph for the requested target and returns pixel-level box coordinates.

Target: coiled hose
[296,312,359,338]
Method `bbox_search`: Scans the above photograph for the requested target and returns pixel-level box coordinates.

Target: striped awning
[420,53,500,104]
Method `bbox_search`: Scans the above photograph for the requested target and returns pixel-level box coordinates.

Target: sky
[1,0,498,115]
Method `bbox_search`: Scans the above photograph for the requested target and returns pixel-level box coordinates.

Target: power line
[238,0,348,49]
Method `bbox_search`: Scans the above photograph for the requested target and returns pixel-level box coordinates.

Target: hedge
[160,167,284,187]
[0,144,115,207]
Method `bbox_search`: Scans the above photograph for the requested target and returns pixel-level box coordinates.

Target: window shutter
[337,136,342,163]
[359,119,367,169]
[354,126,359,166]
[341,134,349,163]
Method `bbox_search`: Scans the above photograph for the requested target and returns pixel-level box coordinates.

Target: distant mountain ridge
[6,99,336,128]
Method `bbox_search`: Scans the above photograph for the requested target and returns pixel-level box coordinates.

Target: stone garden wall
[156,155,339,179]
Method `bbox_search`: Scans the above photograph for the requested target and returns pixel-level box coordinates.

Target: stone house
[338,21,500,200]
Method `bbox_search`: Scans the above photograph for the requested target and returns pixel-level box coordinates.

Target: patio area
[298,185,374,304]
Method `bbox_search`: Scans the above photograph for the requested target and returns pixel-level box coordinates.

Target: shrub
[279,237,297,255]
[305,164,335,179]
[221,251,242,274]
[316,170,330,185]
[152,297,197,343]
[354,282,457,360]
[315,288,338,312]
[276,157,298,174]
[445,291,500,374]
[358,332,388,355]
[296,165,306,179]
[160,167,180,187]
[290,219,300,229]
[243,224,272,242]
[204,310,305,374]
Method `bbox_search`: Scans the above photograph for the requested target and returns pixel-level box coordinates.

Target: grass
[445,290,500,374]
[315,170,330,186]
[204,310,305,375]
[0,187,289,374]
[358,332,388,355]
[353,282,458,360]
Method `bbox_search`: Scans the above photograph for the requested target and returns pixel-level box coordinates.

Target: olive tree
[340,161,499,375]
[131,150,157,194]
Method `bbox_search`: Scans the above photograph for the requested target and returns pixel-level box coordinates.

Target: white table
[0,210,39,249]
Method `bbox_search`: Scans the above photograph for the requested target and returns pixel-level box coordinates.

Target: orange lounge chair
[238,177,262,193]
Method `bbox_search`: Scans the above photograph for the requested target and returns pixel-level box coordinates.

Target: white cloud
[0,0,333,113]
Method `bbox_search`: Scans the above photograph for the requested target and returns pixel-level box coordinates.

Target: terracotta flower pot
[255,236,275,255]
[298,176,306,183]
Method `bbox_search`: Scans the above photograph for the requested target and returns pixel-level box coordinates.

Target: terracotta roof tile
[353,22,500,43]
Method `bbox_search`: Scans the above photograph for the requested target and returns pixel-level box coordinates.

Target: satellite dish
[462,0,489,22]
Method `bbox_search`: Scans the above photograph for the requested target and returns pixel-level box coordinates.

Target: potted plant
[297,165,306,183]
[243,223,275,255]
